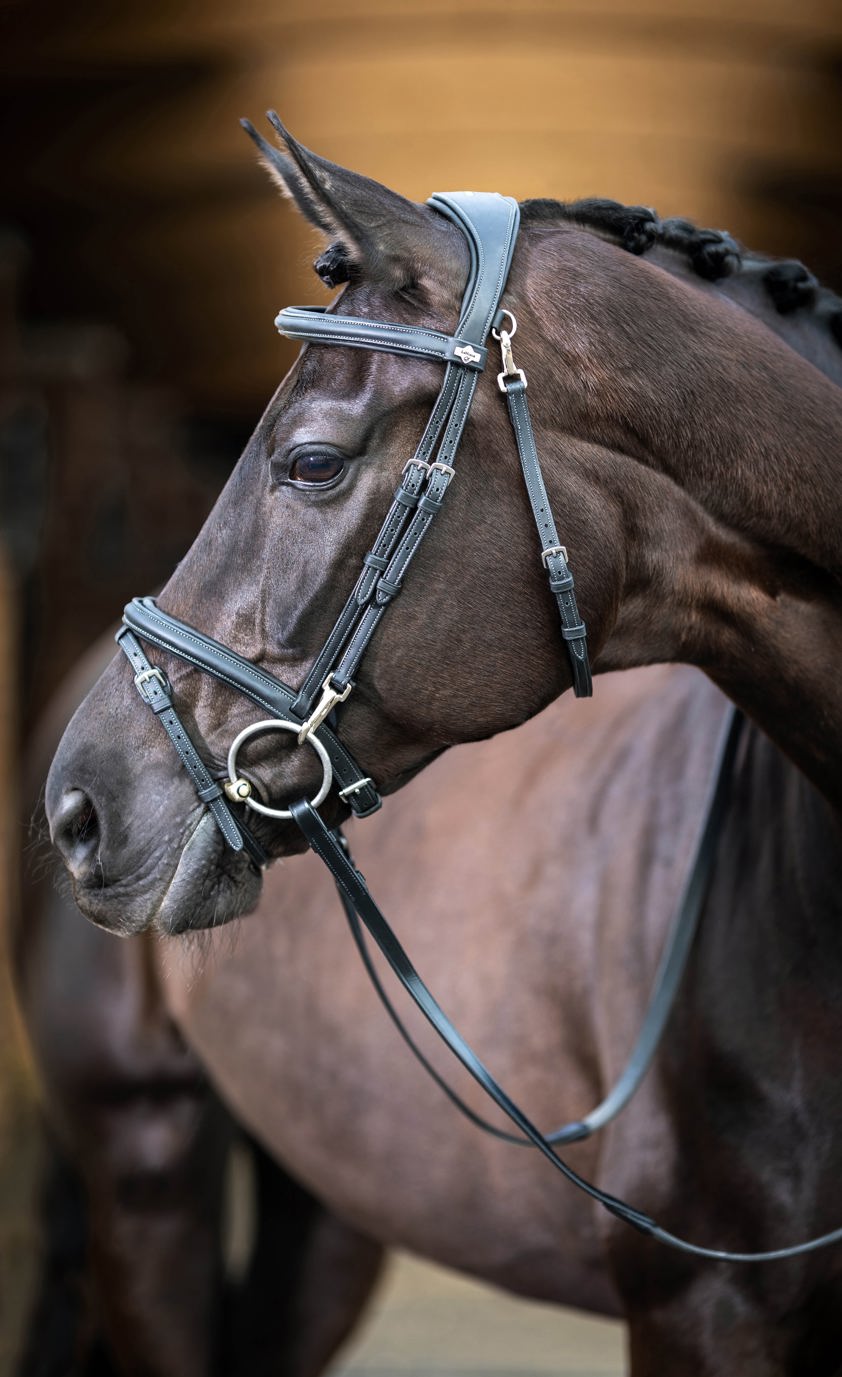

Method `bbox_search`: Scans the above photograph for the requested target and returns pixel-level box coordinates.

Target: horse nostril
[51,788,101,877]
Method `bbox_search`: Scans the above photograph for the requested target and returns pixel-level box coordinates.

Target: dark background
[1,0,841,1365]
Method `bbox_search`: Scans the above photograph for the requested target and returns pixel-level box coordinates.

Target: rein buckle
[297,675,353,745]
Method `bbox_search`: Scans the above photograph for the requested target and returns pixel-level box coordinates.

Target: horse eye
[288,450,346,487]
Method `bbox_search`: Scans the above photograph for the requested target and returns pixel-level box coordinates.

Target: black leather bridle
[116,192,842,1262]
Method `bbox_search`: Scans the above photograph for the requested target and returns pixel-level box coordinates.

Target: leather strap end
[375,577,403,605]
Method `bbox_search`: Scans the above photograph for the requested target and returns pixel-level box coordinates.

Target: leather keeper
[375,577,403,603]
[394,487,420,509]
[363,552,389,571]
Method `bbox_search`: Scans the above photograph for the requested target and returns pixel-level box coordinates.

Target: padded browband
[276,190,520,367]
[275,307,488,370]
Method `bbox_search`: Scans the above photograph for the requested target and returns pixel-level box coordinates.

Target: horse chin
[154,811,263,935]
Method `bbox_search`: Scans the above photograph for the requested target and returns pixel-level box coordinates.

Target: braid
[762,260,819,314]
[560,199,660,255]
[659,218,742,280]
[519,196,842,350]
[314,241,353,288]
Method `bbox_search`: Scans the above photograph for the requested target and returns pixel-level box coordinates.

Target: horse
[44,116,842,1373]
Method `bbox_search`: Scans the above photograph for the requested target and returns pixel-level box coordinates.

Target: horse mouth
[153,811,263,935]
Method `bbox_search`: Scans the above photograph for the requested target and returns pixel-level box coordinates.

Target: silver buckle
[541,545,568,567]
[428,461,455,480]
[402,457,430,478]
[338,776,375,800]
[134,666,169,695]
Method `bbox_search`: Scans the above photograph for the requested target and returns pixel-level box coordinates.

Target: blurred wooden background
[3,0,842,415]
[1,0,841,1371]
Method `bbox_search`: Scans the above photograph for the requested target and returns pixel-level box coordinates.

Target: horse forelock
[521,197,842,351]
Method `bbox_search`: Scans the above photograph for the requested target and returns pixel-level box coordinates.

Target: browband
[275,307,488,371]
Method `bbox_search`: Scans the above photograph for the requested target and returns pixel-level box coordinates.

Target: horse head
[46,116,842,936]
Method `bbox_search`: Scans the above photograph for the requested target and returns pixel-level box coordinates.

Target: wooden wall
[3,0,842,415]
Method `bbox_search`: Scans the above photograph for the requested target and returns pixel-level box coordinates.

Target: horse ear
[240,113,459,289]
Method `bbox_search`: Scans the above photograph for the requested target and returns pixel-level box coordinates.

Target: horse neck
[645,243,842,391]
[521,226,842,810]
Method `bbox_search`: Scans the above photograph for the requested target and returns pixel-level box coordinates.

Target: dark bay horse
[44,120,842,1372]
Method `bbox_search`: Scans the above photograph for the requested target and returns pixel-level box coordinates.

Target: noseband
[116,193,842,1263]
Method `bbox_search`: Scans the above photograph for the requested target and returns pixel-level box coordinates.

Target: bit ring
[226,719,333,820]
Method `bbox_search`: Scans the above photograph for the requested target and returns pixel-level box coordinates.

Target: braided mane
[521,197,842,351]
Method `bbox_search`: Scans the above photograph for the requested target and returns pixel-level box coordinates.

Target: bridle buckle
[541,544,568,567]
[338,776,374,800]
[133,666,170,697]
[402,457,430,478]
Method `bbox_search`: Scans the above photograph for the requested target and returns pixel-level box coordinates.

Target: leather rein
[117,192,842,1262]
